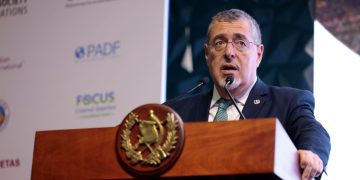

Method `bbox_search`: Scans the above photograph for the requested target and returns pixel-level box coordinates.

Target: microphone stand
[224,76,246,119]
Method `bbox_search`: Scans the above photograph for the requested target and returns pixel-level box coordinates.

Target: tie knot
[217,98,232,109]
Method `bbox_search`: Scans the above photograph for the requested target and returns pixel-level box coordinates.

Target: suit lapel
[193,90,213,122]
[242,79,270,119]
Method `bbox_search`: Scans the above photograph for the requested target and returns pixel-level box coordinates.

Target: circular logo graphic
[0,99,10,130]
[116,103,184,177]
[75,46,85,59]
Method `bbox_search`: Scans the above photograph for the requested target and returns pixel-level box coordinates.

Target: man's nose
[225,42,236,60]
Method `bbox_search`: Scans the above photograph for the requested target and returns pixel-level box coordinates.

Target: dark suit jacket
[164,78,331,168]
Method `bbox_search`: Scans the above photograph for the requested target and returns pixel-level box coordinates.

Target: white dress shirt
[208,78,257,122]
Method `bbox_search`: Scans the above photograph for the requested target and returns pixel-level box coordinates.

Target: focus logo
[75,40,120,61]
[76,92,114,106]
[0,99,9,130]
[75,91,117,119]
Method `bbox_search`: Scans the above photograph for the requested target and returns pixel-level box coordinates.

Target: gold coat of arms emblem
[116,104,184,177]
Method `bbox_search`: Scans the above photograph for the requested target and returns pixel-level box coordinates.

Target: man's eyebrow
[233,33,248,41]
[212,34,227,41]
[211,33,249,41]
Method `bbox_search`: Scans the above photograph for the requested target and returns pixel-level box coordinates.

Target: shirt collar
[210,77,257,108]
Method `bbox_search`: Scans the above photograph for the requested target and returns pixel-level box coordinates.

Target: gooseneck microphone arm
[224,75,246,119]
[186,77,209,94]
[165,77,210,103]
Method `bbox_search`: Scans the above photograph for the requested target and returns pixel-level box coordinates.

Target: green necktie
[214,98,233,121]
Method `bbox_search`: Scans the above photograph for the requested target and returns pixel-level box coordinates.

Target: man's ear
[204,43,210,64]
[256,44,264,67]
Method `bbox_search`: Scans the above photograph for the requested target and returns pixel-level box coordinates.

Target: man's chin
[227,83,240,90]
[227,79,241,90]
[216,78,240,90]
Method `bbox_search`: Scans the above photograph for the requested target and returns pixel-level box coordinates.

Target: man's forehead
[209,20,252,40]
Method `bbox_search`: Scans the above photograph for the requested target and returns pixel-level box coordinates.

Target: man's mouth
[221,64,239,71]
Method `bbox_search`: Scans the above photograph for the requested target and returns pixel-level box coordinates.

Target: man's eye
[234,40,247,47]
[214,40,225,46]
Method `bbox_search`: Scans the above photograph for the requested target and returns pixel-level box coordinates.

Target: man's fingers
[299,150,311,169]
[315,155,323,177]
[302,165,312,180]
[300,152,312,180]
[298,150,324,180]
[310,167,317,178]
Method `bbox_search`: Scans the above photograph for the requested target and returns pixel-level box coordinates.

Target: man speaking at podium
[165,9,330,180]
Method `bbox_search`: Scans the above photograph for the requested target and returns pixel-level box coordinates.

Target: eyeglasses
[210,39,259,52]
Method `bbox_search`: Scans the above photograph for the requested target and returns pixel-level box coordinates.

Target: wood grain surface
[31,118,300,179]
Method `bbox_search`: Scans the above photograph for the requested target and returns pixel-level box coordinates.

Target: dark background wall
[166,0,314,100]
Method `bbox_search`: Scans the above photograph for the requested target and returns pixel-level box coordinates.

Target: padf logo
[75,40,120,60]
[0,99,10,130]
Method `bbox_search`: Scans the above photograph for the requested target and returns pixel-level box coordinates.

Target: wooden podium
[31,118,301,179]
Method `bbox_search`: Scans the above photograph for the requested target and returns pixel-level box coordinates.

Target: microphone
[186,77,209,94]
[166,77,209,102]
[224,75,246,119]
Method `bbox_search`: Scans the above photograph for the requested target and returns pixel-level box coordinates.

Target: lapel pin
[254,99,260,105]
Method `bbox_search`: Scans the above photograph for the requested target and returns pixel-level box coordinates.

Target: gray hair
[206,9,262,44]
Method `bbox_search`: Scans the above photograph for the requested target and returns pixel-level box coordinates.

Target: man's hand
[298,150,323,180]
